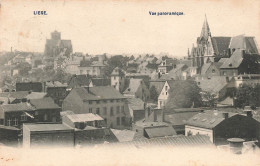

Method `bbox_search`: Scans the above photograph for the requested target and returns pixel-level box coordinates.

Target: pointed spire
[200,14,211,40]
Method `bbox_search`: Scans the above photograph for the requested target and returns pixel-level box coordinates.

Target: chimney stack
[222,112,228,119]
[227,138,245,154]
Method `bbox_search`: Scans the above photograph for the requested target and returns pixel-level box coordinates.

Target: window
[110,99,114,103]
[121,106,124,113]
[44,113,48,121]
[110,107,114,116]
[117,117,120,125]
[121,117,126,125]
[21,114,27,121]
[89,108,93,113]
[96,100,100,104]
[7,118,12,126]
[223,71,226,76]
[116,99,120,103]
[96,108,100,115]
[103,107,107,115]
[166,92,168,95]
[14,118,18,126]
[104,118,107,124]
[103,100,107,103]
[165,86,168,91]
[116,106,120,114]
[89,101,93,104]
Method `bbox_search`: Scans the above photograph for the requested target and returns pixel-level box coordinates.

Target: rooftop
[29,97,60,110]
[24,123,73,132]
[65,113,103,123]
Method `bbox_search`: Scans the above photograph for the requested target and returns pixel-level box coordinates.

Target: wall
[157,81,169,109]
[29,131,74,148]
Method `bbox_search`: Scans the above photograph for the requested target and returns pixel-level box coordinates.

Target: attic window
[229,63,232,67]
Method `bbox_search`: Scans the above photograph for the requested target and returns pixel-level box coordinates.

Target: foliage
[200,91,217,107]
[165,80,202,108]
[16,62,32,77]
[235,84,260,108]
[104,55,130,77]
[149,85,158,102]
[53,68,71,83]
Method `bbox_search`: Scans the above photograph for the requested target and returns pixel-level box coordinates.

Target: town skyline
[0,0,260,57]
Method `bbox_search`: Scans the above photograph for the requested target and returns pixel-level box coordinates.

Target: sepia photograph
[0,0,260,165]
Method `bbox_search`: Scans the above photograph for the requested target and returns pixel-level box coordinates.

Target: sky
[0,0,259,58]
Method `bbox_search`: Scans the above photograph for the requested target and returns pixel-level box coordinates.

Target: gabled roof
[229,35,259,54]
[211,37,231,56]
[65,113,103,123]
[72,86,126,101]
[144,126,177,138]
[111,129,136,142]
[186,111,237,129]
[0,91,29,99]
[123,79,143,95]
[91,78,111,87]
[0,103,35,119]
[160,64,188,80]
[26,92,47,100]
[196,76,228,93]
[149,80,166,94]
[165,112,200,126]
[29,97,60,110]
[67,75,92,89]
[220,49,244,69]
[127,98,145,111]
[200,62,222,75]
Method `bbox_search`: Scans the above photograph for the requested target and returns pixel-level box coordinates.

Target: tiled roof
[29,97,60,110]
[211,37,231,55]
[196,76,228,93]
[24,123,73,132]
[65,113,103,123]
[149,80,165,94]
[220,49,244,69]
[26,92,47,100]
[105,135,213,147]
[186,111,237,129]
[67,75,92,89]
[218,58,228,63]
[229,35,259,54]
[200,62,222,75]
[123,79,142,95]
[45,81,67,87]
[60,110,75,117]
[165,112,200,126]
[144,126,177,138]
[73,86,126,100]
[111,129,136,142]
[127,98,145,111]
[0,91,29,99]
[91,78,111,87]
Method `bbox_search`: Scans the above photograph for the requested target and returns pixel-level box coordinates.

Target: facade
[111,67,126,93]
[16,82,43,92]
[123,78,150,102]
[185,110,260,145]
[44,81,68,106]
[158,59,179,75]
[127,98,145,122]
[23,123,74,148]
[62,86,131,129]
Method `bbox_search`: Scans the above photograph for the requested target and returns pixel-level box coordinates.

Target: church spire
[200,14,211,40]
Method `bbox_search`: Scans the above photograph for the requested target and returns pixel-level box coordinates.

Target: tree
[53,68,71,83]
[104,55,130,77]
[165,80,202,108]
[149,85,158,102]
[16,62,32,77]
[200,91,217,107]
[235,84,260,108]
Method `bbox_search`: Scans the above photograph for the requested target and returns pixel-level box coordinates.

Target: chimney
[226,76,229,83]
[222,112,228,119]
[244,106,253,117]
[227,138,245,154]
[145,106,150,121]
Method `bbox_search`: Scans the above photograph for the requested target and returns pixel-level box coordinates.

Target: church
[188,15,259,75]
